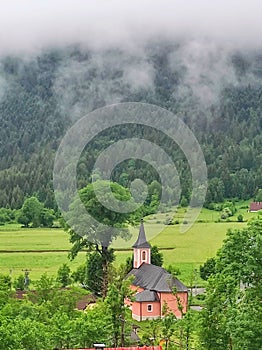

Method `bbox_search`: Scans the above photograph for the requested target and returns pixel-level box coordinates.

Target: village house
[126,220,188,321]
[249,202,262,212]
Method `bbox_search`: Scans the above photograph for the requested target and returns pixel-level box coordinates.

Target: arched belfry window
[142,251,146,261]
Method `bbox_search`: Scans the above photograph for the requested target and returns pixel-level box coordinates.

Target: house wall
[158,291,188,318]
[132,301,161,321]
[249,202,262,212]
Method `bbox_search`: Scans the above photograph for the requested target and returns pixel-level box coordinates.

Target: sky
[0,0,261,55]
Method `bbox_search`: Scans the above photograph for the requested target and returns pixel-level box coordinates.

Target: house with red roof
[126,220,188,321]
[249,202,262,212]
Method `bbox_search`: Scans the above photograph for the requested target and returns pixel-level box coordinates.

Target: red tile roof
[249,202,262,211]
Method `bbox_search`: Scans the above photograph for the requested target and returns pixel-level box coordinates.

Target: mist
[0,0,261,121]
[0,0,261,56]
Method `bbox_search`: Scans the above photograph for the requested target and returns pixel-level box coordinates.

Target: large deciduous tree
[65,180,139,297]
[16,196,55,228]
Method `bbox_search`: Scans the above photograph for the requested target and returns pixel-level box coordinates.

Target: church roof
[127,263,188,293]
[132,220,151,248]
[135,290,159,302]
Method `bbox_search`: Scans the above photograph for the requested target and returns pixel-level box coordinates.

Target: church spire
[133,219,151,268]
[132,219,151,248]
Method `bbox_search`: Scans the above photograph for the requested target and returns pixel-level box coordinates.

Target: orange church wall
[132,300,161,321]
[126,286,188,321]
[158,292,188,318]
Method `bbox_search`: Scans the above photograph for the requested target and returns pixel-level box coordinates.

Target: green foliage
[199,257,216,281]
[16,196,54,228]
[151,245,164,267]
[205,178,225,205]
[227,288,262,350]
[105,274,134,347]
[0,317,53,350]
[0,275,110,350]
[85,251,104,296]
[165,265,181,276]
[0,208,15,225]
[220,201,236,220]
[17,196,44,227]
[32,273,57,304]
[199,218,262,349]
[124,256,133,274]
[67,180,135,256]
[161,304,177,349]
[237,213,243,222]
[180,196,189,208]
[13,274,26,291]
[71,264,86,285]
[66,180,140,296]
[40,208,55,227]
[0,273,12,291]
[56,264,71,288]
[0,274,12,308]
[255,188,262,202]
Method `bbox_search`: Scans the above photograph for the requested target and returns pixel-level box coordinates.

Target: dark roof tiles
[135,290,159,302]
[132,220,151,248]
[128,263,188,293]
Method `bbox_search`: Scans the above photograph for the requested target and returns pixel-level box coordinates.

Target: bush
[0,208,16,225]
[214,204,223,211]
[221,207,232,219]
[222,201,236,214]
[237,214,244,222]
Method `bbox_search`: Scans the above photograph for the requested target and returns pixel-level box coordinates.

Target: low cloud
[0,0,261,55]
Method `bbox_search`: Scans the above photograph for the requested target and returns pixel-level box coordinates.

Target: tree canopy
[199,218,262,349]
[65,180,140,296]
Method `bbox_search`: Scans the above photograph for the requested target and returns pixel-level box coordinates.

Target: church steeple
[133,219,151,268]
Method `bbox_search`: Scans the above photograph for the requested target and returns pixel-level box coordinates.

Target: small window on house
[142,251,146,261]
[147,304,153,312]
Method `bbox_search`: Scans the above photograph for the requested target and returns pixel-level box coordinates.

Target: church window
[142,251,146,261]
[147,304,153,312]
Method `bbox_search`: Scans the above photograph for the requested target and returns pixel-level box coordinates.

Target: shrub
[237,214,244,222]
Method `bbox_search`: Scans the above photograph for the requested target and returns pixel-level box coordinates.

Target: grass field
[0,225,71,251]
[0,202,259,285]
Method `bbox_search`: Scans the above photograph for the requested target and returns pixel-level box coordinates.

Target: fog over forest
[0,0,261,209]
[0,0,261,54]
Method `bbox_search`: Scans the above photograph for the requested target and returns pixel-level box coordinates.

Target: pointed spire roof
[132,219,151,248]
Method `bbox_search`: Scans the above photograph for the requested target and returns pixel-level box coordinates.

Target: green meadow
[0,202,259,285]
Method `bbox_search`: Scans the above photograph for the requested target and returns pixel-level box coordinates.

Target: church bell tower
[133,219,151,268]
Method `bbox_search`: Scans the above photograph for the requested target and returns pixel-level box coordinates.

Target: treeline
[0,45,261,209]
[0,196,55,227]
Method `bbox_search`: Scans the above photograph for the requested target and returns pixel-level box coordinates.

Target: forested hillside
[0,43,261,209]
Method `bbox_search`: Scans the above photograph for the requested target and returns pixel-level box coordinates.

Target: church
[126,220,188,321]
